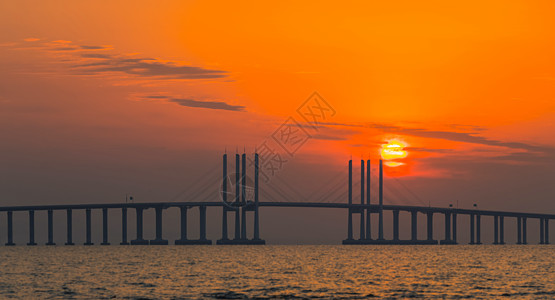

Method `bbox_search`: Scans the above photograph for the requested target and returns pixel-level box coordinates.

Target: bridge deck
[0,202,553,219]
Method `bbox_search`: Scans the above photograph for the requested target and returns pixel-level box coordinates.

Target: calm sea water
[0,245,553,299]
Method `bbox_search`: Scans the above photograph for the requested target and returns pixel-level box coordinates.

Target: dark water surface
[0,245,553,299]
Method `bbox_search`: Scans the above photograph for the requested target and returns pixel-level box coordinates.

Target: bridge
[0,153,552,246]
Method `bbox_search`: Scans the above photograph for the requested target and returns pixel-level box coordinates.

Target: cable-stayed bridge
[0,153,553,246]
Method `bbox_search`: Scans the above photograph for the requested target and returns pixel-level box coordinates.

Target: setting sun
[380,140,408,167]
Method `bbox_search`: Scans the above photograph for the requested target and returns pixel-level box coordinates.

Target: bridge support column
[476,214,482,244]
[101,208,110,245]
[347,160,353,241]
[411,211,417,241]
[175,207,188,244]
[150,207,168,245]
[393,210,399,241]
[452,213,457,244]
[427,212,433,241]
[540,218,545,244]
[500,216,504,245]
[47,209,55,245]
[120,208,129,245]
[440,212,453,244]
[65,209,74,245]
[517,217,522,244]
[254,153,263,243]
[378,159,384,240]
[200,206,208,241]
[366,160,371,240]
[522,217,527,244]
[493,215,499,245]
[241,153,247,240]
[234,154,241,240]
[27,210,37,246]
[131,207,148,245]
[5,211,15,246]
[469,214,475,244]
[545,219,549,244]
[221,153,229,241]
[84,208,93,245]
[359,160,365,240]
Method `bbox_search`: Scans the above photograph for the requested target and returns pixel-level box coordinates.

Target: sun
[380,139,408,166]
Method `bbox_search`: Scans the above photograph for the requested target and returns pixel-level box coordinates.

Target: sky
[1,1,554,244]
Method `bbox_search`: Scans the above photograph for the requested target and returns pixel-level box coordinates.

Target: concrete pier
[150,207,168,245]
[476,214,482,244]
[120,207,128,245]
[84,208,93,245]
[347,160,353,241]
[101,208,110,245]
[539,218,544,244]
[545,219,550,244]
[517,217,522,244]
[411,211,417,241]
[522,217,527,244]
[365,159,371,240]
[234,154,240,240]
[5,211,15,246]
[452,213,457,244]
[254,153,261,241]
[65,209,74,245]
[393,210,400,241]
[46,209,55,245]
[131,207,148,245]
[359,160,365,240]
[27,210,37,246]
[427,211,433,241]
[499,216,504,245]
[378,159,384,240]
[494,215,499,245]
[469,214,475,244]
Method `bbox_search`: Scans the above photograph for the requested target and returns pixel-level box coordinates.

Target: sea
[0,245,553,299]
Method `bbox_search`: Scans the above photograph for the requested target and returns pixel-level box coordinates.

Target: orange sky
[1,1,555,214]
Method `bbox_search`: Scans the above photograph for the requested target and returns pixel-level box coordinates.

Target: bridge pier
[131,207,148,245]
[411,211,417,241]
[346,160,353,241]
[540,218,544,244]
[120,208,129,245]
[359,160,365,240]
[393,210,400,241]
[378,160,384,241]
[517,217,522,244]
[469,214,475,244]
[495,216,500,244]
[150,207,168,245]
[5,211,15,246]
[234,154,241,241]
[440,211,456,245]
[545,219,549,244]
[476,214,482,244]
[522,217,527,244]
[365,160,371,240]
[101,208,110,245]
[427,211,433,242]
[65,209,74,245]
[84,208,93,245]
[499,216,504,244]
[27,210,37,246]
[46,209,55,245]
[452,213,457,244]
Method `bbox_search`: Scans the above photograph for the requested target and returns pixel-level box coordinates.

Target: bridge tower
[217,152,265,245]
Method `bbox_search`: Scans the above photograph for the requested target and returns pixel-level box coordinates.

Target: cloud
[75,57,226,79]
[80,53,111,59]
[317,121,551,153]
[169,98,246,112]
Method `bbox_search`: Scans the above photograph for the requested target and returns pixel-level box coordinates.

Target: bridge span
[0,153,552,246]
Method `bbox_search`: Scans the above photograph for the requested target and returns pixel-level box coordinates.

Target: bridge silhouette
[0,153,553,246]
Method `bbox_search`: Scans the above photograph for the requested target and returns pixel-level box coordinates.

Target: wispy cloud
[169,98,245,112]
